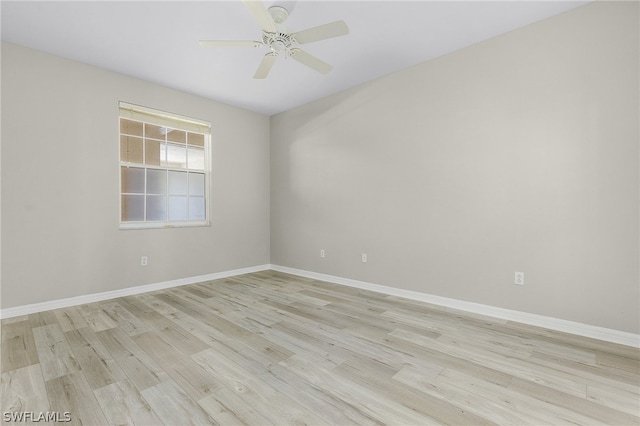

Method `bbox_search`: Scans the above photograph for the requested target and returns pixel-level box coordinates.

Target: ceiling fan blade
[290,49,333,75]
[254,53,277,79]
[242,0,278,33]
[293,20,349,44]
[199,40,262,48]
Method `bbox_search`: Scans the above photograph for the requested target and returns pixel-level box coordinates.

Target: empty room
[1,0,638,424]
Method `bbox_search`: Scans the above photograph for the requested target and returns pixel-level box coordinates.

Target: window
[119,102,211,229]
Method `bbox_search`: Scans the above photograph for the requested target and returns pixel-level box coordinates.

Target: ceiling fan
[199,0,349,79]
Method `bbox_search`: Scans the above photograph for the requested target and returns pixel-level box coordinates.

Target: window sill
[119,221,210,230]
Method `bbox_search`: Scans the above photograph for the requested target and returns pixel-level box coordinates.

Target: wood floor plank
[95,325,169,392]
[596,350,640,375]
[587,381,640,417]
[141,311,210,356]
[141,379,216,426]
[279,354,443,425]
[114,351,168,392]
[32,324,81,381]
[394,364,542,425]
[95,326,145,359]
[28,311,59,329]
[509,376,639,425]
[428,367,599,425]
[198,387,272,426]
[100,302,152,336]
[503,320,639,359]
[197,391,252,426]
[1,320,39,373]
[258,363,384,425]
[134,293,181,316]
[390,327,590,398]
[337,356,498,426]
[63,327,113,360]
[69,342,126,390]
[54,307,89,332]
[93,378,163,425]
[45,371,109,426]
[192,348,331,426]
[264,321,349,369]
[529,348,640,390]
[76,304,117,332]
[532,341,597,365]
[1,270,637,425]
[1,315,30,324]
[132,331,221,400]
[113,295,158,317]
[217,308,280,334]
[1,364,50,421]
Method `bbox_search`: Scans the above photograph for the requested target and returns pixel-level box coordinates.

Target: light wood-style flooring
[2,271,639,425]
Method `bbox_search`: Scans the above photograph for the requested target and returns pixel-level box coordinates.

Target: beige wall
[1,42,270,308]
[271,2,639,333]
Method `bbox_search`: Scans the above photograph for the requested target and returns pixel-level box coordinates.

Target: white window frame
[118,102,212,230]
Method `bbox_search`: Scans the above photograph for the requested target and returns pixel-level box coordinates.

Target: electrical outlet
[361,253,368,263]
[320,249,326,258]
[515,272,524,285]
[141,256,148,266]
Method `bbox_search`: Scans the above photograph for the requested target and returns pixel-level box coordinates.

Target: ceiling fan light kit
[268,6,289,25]
[199,0,349,79]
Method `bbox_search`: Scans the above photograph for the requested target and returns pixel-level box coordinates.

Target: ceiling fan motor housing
[263,31,296,56]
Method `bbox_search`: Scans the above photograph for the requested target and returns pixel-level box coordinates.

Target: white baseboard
[271,264,640,348]
[0,264,271,319]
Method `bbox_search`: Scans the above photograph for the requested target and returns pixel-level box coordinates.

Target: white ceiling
[1,0,589,116]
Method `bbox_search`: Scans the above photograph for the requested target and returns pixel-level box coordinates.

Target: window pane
[119,104,210,228]
[120,136,143,163]
[145,123,165,140]
[187,147,204,170]
[167,129,186,144]
[146,139,162,166]
[146,195,167,221]
[168,171,188,195]
[147,169,167,194]
[120,119,143,136]
[121,167,145,193]
[168,196,187,221]
[188,133,205,147]
[166,143,187,168]
[189,197,205,220]
[189,173,205,196]
[122,195,144,221]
